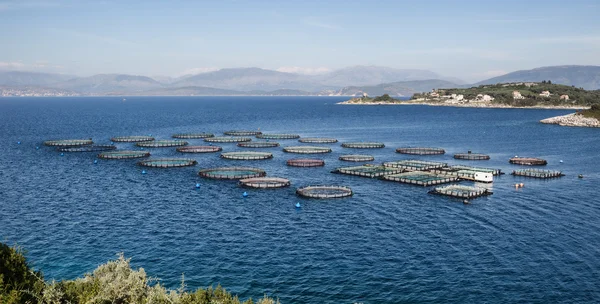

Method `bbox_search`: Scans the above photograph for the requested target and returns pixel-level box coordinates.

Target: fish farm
[383,160,447,171]
[383,171,459,186]
[429,185,493,199]
[176,145,222,153]
[136,140,188,148]
[110,136,154,142]
[172,133,214,139]
[283,146,332,154]
[256,133,300,139]
[237,141,280,148]
[298,137,338,143]
[198,167,267,180]
[341,142,385,149]
[296,185,353,199]
[221,151,273,160]
[44,139,94,147]
[339,154,375,162]
[454,152,490,160]
[205,136,252,143]
[239,177,291,189]
[97,150,151,159]
[396,147,446,155]
[138,158,198,168]
[509,157,548,166]
[446,165,503,176]
[223,130,262,136]
[512,169,564,178]
[286,158,325,167]
[333,165,404,178]
[58,145,116,152]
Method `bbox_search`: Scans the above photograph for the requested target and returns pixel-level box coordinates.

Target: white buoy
[195,183,200,189]
[295,202,301,208]
[560,160,563,163]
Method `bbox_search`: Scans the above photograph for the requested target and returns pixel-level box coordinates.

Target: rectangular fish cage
[511,169,564,178]
[383,160,447,171]
[447,165,502,176]
[383,171,458,187]
[333,165,404,178]
[429,185,493,199]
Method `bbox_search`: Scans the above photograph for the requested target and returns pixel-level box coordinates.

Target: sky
[0,0,599,82]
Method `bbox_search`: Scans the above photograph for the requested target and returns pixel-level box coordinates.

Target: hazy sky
[1,0,599,82]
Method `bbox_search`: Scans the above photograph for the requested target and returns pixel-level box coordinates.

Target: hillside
[54,74,163,94]
[477,66,600,90]
[336,79,460,97]
[317,66,458,87]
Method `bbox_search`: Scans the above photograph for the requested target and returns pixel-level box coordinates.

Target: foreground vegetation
[0,243,278,304]
[581,104,600,119]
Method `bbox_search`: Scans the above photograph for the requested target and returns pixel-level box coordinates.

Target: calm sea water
[1,97,599,303]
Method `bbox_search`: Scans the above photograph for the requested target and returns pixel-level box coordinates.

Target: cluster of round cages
[298,137,338,144]
[136,140,188,148]
[177,145,222,153]
[110,136,155,143]
[283,146,332,154]
[223,130,262,136]
[296,185,353,199]
[239,177,291,189]
[138,158,198,168]
[339,154,375,162]
[98,150,151,159]
[396,147,446,155]
[509,157,547,166]
[221,151,273,160]
[341,142,385,149]
[172,133,214,139]
[58,145,116,152]
[238,141,280,148]
[44,139,94,147]
[205,136,252,143]
[198,167,266,180]
[256,133,300,140]
[454,152,490,160]
[286,158,325,167]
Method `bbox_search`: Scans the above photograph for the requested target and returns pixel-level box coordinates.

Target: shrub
[0,243,45,304]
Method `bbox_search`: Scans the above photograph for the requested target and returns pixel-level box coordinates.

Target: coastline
[540,113,600,128]
[336,100,589,110]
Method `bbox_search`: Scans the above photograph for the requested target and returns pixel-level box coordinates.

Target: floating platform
[138,158,197,168]
[296,185,353,199]
[286,158,325,167]
[341,142,385,149]
[172,133,214,139]
[383,160,447,171]
[396,147,445,155]
[205,136,252,143]
[136,140,188,148]
[237,141,280,148]
[110,136,154,143]
[512,169,564,178]
[339,154,374,162]
[221,151,273,160]
[256,133,300,139]
[446,165,502,176]
[44,139,93,147]
[383,171,458,186]
[429,185,493,199]
[333,165,404,178]
[177,145,222,153]
[98,150,150,159]
[454,152,490,160]
[198,167,267,180]
[239,177,291,189]
[223,130,262,136]
[509,157,547,166]
[283,146,332,154]
[58,145,116,152]
[298,137,338,144]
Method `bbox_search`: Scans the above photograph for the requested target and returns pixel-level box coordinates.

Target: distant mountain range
[476,65,600,90]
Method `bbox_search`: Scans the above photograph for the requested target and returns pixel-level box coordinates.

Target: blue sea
[1,97,599,303]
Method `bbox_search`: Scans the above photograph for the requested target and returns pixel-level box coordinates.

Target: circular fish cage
[298,137,338,144]
[283,146,332,154]
[177,145,222,153]
[396,147,446,155]
[239,177,291,189]
[339,154,375,162]
[296,185,353,199]
[44,139,93,147]
[110,136,155,143]
[198,167,267,180]
[454,152,490,160]
[136,140,188,148]
[98,150,150,159]
[138,158,197,168]
[223,130,262,136]
[58,145,116,152]
[509,157,547,166]
[238,141,280,148]
[256,133,300,140]
[286,158,325,167]
[205,136,252,143]
[172,133,214,139]
[341,142,385,149]
[221,151,273,160]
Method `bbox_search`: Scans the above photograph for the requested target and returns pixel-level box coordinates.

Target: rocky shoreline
[336,100,589,110]
[540,113,600,128]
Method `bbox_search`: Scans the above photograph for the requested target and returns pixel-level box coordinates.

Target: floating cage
[383,160,447,171]
[396,147,445,155]
[223,130,262,136]
[238,141,280,148]
[512,169,564,178]
[221,151,273,160]
[296,185,353,199]
[286,158,325,167]
[509,157,547,166]
[447,165,502,176]
[138,158,197,168]
[298,137,338,144]
[98,150,150,159]
[428,167,497,183]
[239,177,291,189]
[110,136,154,143]
[429,185,493,199]
[44,139,93,147]
[136,140,188,148]
[454,152,490,160]
[177,145,222,153]
[58,145,116,152]
[333,165,404,178]
[256,133,300,139]
[341,142,385,149]
[339,154,375,162]
[283,146,332,154]
[383,171,459,187]
[199,167,267,180]
[205,136,252,143]
[172,133,214,139]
